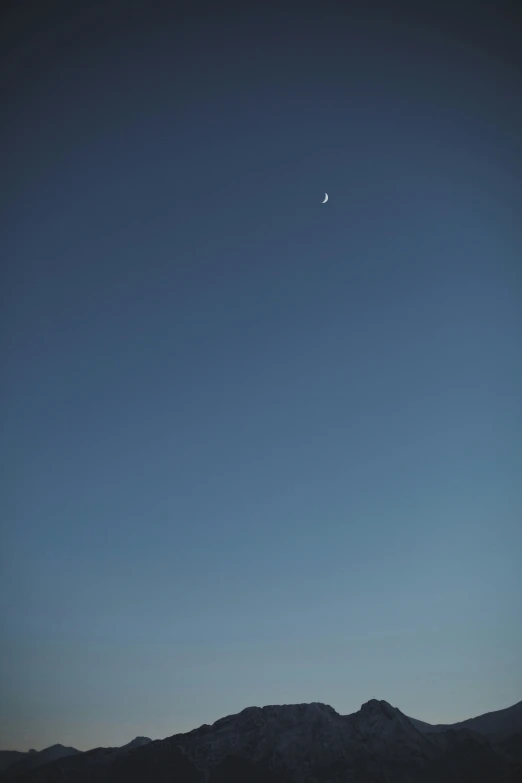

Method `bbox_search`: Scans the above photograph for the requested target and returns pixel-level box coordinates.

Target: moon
[322,193,328,203]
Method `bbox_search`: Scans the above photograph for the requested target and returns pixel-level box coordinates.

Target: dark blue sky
[2,0,521,750]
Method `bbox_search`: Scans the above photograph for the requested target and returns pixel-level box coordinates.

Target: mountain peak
[360,699,401,720]
[361,698,394,711]
[240,701,338,716]
[356,699,424,747]
[114,736,152,754]
[127,737,151,745]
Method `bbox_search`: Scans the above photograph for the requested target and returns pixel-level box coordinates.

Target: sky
[1,0,521,752]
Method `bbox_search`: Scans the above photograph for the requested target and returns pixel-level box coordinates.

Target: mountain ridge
[407,700,522,738]
[0,738,152,780]
[2,700,521,782]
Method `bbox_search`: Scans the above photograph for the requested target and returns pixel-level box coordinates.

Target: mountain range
[1,698,521,782]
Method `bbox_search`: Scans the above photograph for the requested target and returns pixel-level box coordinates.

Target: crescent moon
[322,193,328,203]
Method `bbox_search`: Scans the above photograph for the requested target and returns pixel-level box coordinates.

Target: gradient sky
[2,0,521,752]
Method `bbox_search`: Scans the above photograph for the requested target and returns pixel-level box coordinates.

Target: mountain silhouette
[2,700,521,782]
[2,745,80,778]
[408,700,522,738]
[0,755,24,775]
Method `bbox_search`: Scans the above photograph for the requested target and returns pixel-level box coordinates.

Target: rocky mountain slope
[0,738,152,780]
[408,700,522,738]
[0,756,24,775]
[2,700,521,782]
[2,746,80,779]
